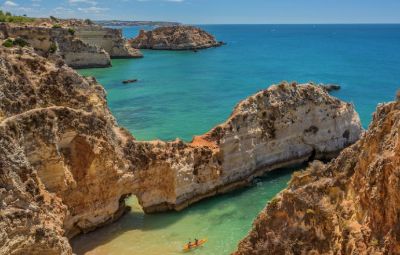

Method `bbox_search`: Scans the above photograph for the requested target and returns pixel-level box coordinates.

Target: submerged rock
[122,79,138,84]
[234,94,400,254]
[129,25,224,50]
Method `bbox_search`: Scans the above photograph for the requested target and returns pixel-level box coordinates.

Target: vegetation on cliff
[235,95,400,254]
[0,10,35,23]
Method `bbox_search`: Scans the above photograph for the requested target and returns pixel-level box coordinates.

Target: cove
[72,24,400,254]
[71,168,293,254]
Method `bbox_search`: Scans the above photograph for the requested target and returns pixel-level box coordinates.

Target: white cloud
[69,0,97,5]
[4,1,18,7]
[78,6,109,13]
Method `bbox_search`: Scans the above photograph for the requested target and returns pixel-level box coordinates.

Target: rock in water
[319,83,341,92]
[130,82,362,213]
[122,79,138,84]
[129,25,224,50]
[234,95,400,254]
[0,45,362,254]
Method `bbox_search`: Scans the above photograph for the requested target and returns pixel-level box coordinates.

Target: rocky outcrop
[73,26,143,58]
[0,22,143,68]
[0,45,362,254]
[130,25,224,50]
[0,23,111,68]
[128,83,362,213]
[235,96,400,254]
[0,46,132,254]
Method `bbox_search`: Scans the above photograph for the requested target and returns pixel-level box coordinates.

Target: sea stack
[129,25,224,50]
[130,82,362,213]
[234,95,400,254]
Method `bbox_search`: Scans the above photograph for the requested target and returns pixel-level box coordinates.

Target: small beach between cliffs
[72,24,400,254]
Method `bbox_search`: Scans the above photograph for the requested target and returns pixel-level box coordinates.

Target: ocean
[72,24,400,254]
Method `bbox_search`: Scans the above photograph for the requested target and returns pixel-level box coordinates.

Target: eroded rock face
[0,47,134,254]
[130,25,224,50]
[127,83,362,213]
[234,98,400,255]
[0,22,142,68]
[0,46,362,254]
[74,26,143,58]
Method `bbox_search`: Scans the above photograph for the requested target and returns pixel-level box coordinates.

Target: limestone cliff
[0,45,362,254]
[234,97,400,254]
[0,46,133,254]
[0,23,111,68]
[0,22,142,68]
[130,25,224,50]
[74,26,143,58]
[128,83,362,213]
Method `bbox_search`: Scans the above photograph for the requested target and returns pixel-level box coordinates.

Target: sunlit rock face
[130,25,224,50]
[0,47,135,255]
[129,83,362,213]
[0,45,362,254]
[74,26,143,58]
[234,96,400,255]
[0,22,142,69]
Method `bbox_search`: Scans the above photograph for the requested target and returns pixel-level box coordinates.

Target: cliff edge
[130,25,224,50]
[129,82,362,213]
[234,96,400,254]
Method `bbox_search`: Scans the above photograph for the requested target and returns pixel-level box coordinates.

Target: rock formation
[0,46,134,254]
[234,96,400,254]
[73,26,143,58]
[0,45,362,254]
[130,25,224,50]
[130,83,362,213]
[0,22,142,69]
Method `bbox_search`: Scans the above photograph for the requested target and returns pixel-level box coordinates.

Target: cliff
[130,25,224,50]
[0,46,362,254]
[0,46,133,254]
[0,22,142,68]
[234,97,400,254]
[128,83,362,213]
[73,26,143,58]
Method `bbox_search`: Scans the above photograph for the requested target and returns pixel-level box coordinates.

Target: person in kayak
[187,241,192,248]
[194,239,199,246]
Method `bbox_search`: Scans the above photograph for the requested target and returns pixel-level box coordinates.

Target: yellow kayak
[183,239,207,252]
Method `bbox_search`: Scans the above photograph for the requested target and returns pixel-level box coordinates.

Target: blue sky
[1,0,400,24]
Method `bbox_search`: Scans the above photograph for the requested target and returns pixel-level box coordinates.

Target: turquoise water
[79,24,400,142]
[73,25,400,254]
[71,169,293,255]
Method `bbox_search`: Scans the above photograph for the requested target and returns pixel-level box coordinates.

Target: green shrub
[2,39,14,47]
[13,38,29,47]
[49,43,57,53]
[84,19,93,25]
[0,10,35,23]
[52,24,62,29]
[68,28,75,36]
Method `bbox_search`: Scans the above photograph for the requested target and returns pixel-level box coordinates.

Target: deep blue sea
[73,25,400,255]
[79,24,400,142]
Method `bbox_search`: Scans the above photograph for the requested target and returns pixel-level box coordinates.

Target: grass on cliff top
[0,10,35,23]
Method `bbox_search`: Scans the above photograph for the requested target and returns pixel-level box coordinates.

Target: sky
[1,0,400,24]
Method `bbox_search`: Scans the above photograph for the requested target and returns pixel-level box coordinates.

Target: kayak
[183,239,208,252]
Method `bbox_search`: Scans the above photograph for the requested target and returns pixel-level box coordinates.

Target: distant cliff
[0,21,142,68]
[130,25,224,50]
[234,96,400,254]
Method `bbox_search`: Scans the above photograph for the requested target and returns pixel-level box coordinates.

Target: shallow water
[71,168,293,255]
[73,24,400,254]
